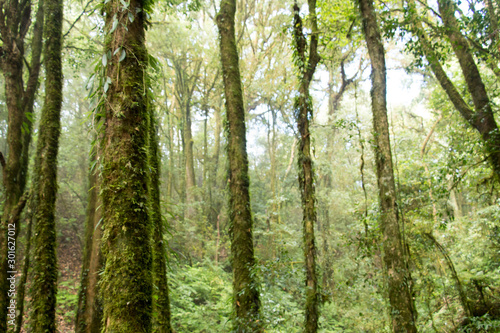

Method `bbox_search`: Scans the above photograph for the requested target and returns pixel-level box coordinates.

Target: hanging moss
[98,1,153,332]
[29,0,63,330]
[216,0,262,332]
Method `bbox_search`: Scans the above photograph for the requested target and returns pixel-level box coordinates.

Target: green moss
[29,0,64,330]
[98,1,153,332]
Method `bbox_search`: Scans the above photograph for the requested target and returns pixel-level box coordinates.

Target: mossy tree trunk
[99,0,153,331]
[76,148,103,333]
[357,0,418,331]
[291,1,321,331]
[149,110,173,333]
[216,0,262,331]
[29,0,63,329]
[0,0,44,328]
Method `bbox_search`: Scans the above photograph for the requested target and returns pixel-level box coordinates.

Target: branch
[421,113,443,156]
[7,191,30,226]
[63,0,95,39]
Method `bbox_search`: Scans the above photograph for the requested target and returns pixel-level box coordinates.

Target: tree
[404,0,500,181]
[356,0,418,331]
[75,149,103,333]
[0,0,44,327]
[216,0,262,331]
[149,109,173,333]
[99,0,154,331]
[291,1,321,331]
[29,0,63,329]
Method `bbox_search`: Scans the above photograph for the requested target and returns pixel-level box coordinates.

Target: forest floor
[54,228,82,332]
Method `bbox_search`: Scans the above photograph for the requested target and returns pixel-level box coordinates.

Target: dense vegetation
[0,0,499,332]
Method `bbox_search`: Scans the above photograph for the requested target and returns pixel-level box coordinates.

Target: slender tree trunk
[15,204,33,333]
[149,110,173,333]
[29,0,63,329]
[357,0,418,331]
[99,0,152,331]
[76,150,103,333]
[292,1,321,331]
[216,1,262,331]
[184,101,196,220]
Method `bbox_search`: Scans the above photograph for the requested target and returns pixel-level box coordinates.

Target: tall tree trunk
[76,150,103,333]
[292,1,320,331]
[149,110,173,333]
[29,0,63,329]
[216,1,262,331]
[184,101,196,220]
[357,0,418,331]
[0,0,44,327]
[99,0,152,331]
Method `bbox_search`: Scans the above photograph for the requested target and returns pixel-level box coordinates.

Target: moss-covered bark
[291,1,320,331]
[357,0,418,331]
[99,0,153,331]
[29,0,63,330]
[216,0,262,331]
[149,110,173,333]
[76,149,103,333]
[0,0,44,328]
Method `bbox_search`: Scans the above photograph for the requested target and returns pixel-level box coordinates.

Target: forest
[0,0,499,331]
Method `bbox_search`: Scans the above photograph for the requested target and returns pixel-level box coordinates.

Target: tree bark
[216,0,262,331]
[29,0,63,329]
[99,0,153,331]
[357,0,418,331]
[0,0,44,327]
[291,1,320,331]
[76,149,103,333]
[149,110,173,333]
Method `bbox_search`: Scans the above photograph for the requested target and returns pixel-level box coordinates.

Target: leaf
[104,76,112,93]
[110,14,118,33]
[128,12,134,23]
[102,53,107,67]
[113,47,121,56]
[119,49,126,62]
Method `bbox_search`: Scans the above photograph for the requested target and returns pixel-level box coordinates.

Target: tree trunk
[357,0,418,331]
[291,1,320,331]
[149,110,173,333]
[216,0,262,331]
[184,101,196,220]
[14,203,33,333]
[0,0,44,327]
[99,0,153,331]
[76,150,103,333]
[29,0,63,329]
